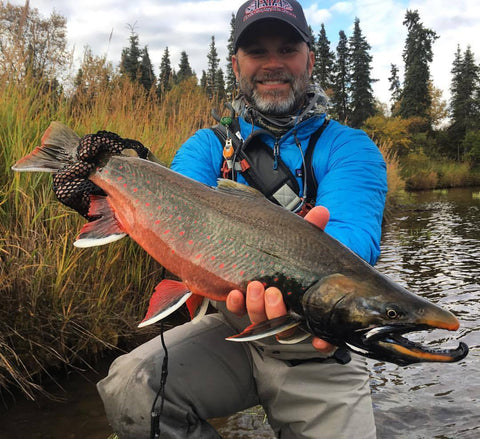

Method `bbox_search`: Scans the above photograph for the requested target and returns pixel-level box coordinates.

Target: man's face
[232,28,314,116]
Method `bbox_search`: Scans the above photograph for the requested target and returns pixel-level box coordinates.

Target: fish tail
[12,122,80,173]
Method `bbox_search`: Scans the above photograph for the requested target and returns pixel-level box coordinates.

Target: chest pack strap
[211,117,329,213]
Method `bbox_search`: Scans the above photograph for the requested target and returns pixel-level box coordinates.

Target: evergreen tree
[314,24,335,93]
[348,18,376,128]
[225,13,237,97]
[139,46,156,92]
[120,30,142,82]
[215,68,226,101]
[206,36,220,98]
[157,46,173,99]
[388,64,402,115]
[449,45,480,159]
[177,51,195,83]
[399,10,438,123]
[200,70,207,90]
[331,30,350,123]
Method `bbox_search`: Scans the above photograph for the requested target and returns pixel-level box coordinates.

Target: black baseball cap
[233,0,311,52]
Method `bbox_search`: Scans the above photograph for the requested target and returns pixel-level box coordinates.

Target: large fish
[13,122,468,366]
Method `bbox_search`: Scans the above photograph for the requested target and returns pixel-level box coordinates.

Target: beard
[238,68,311,116]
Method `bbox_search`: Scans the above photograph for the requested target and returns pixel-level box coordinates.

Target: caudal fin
[12,122,80,173]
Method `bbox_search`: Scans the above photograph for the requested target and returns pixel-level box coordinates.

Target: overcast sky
[9,0,480,106]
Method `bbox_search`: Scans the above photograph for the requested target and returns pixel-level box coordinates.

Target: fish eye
[386,308,400,319]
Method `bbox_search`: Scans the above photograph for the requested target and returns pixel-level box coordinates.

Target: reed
[1,71,218,398]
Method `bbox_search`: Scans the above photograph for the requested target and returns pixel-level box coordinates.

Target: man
[95,1,387,438]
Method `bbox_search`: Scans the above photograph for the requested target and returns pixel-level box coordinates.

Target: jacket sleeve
[170,128,223,187]
[314,123,387,265]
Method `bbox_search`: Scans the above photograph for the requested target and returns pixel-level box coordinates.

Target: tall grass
[1,72,219,398]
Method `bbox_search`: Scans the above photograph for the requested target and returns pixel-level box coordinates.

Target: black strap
[211,117,329,209]
[304,119,330,204]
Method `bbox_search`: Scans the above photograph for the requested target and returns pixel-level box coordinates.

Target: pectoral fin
[226,314,303,342]
[139,279,192,327]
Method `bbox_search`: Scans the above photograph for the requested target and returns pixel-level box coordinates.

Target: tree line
[1,2,480,164]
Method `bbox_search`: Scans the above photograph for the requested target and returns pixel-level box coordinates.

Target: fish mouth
[346,325,469,366]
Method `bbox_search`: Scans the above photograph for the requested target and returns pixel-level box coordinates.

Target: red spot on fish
[145,203,150,207]
[164,230,170,235]
[252,262,256,266]
[211,256,216,261]
[239,271,245,276]
[119,166,123,170]
[179,231,185,236]
[218,240,223,244]
[196,254,202,259]
[219,263,225,269]
[117,177,123,181]
[177,216,182,220]
[232,264,237,269]
[207,236,211,239]
[155,220,161,225]
[274,277,279,282]
[157,206,162,209]
[123,184,127,188]
[287,291,292,296]
[133,188,138,192]
[188,240,194,245]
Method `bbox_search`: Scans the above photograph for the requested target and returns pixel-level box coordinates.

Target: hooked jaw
[302,274,469,366]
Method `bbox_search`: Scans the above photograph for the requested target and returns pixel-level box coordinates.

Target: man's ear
[308,49,315,77]
[232,55,240,80]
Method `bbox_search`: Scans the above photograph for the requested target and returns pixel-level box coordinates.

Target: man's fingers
[264,287,287,320]
[245,280,268,323]
[305,205,330,230]
[226,289,246,316]
[312,337,336,354]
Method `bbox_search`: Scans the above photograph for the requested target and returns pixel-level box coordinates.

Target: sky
[8,0,480,106]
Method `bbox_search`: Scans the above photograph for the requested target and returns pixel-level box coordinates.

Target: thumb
[304,205,330,230]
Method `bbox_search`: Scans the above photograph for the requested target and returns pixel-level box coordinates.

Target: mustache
[253,72,294,83]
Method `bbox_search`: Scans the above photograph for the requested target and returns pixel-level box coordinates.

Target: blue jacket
[171,114,387,265]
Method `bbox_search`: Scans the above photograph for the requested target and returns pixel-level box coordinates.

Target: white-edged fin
[191,298,210,324]
[138,279,192,328]
[276,328,311,345]
[74,233,127,248]
[345,342,370,356]
[226,314,303,342]
[74,196,127,247]
[12,122,80,172]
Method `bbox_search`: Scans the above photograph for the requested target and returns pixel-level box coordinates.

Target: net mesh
[52,131,149,219]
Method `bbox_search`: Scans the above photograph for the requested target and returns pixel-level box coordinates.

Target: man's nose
[262,52,284,69]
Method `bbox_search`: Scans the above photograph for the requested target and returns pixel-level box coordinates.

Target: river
[1,187,479,438]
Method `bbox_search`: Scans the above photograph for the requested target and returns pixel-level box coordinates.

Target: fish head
[302,273,468,365]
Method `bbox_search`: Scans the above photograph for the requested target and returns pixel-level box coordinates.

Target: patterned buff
[53,131,149,219]
[232,84,329,136]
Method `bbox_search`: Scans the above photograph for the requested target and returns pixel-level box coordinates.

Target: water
[1,188,479,438]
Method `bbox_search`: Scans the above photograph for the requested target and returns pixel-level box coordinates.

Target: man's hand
[226,206,335,354]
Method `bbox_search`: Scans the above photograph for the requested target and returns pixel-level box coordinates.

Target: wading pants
[97,313,376,439]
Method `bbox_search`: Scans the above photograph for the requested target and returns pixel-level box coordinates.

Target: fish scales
[11,122,469,365]
[91,155,321,305]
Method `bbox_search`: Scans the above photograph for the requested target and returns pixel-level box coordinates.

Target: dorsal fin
[216,179,264,198]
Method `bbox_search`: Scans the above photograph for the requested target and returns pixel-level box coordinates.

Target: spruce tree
[177,51,195,83]
[215,68,226,101]
[225,13,237,97]
[449,45,480,159]
[331,30,350,123]
[139,46,156,92]
[314,24,335,93]
[348,18,376,128]
[206,36,220,98]
[399,10,438,123]
[388,64,402,115]
[157,46,173,99]
[120,30,142,82]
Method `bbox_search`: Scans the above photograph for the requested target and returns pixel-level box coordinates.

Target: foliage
[331,30,349,122]
[362,115,412,156]
[314,24,335,92]
[0,1,69,82]
[399,10,438,123]
[348,18,376,128]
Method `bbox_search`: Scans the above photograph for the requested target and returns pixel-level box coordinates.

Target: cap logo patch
[244,0,296,22]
